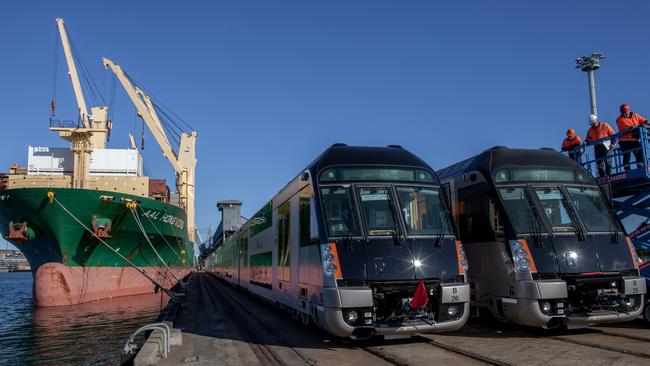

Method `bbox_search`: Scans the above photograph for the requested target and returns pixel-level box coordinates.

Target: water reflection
[0,272,168,365]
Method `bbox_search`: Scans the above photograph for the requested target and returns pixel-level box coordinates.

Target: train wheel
[643,303,650,326]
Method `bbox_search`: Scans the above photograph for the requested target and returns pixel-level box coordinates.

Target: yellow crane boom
[102,57,197,243]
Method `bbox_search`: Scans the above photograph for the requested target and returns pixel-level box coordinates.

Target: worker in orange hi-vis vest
[561,128,583,161]
[616,103,649,171]
[585,114,616,177]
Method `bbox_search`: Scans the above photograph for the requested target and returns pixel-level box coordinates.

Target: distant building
[198,200,247,268]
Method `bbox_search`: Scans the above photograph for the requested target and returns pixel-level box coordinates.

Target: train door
[237,235,241,286]
[240,229,249,288]
[298,185,321,311]
[276,200,291,293]
[457,182,509,302]
[354,184,415,281]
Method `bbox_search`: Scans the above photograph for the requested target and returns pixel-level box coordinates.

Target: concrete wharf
[135,273,650,366]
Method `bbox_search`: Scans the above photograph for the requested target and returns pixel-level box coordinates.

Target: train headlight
[455,241,469,273]
[346,310,359,324]
[624,295,640,310]
[321,243,342,279]
[540,301,552,315]
[509,240,536,273]
[447,305,459,318]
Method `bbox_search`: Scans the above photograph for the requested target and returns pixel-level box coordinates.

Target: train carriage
[438,147,646,329]
[208,144,470,338]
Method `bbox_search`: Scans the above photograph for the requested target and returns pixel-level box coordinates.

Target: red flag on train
[410,279,429,309]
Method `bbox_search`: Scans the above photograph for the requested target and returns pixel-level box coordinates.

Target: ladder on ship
[575,125,650,257]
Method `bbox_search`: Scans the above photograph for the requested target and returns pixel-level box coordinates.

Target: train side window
[276,201,291,281]
[299,197,320,247]
[457,183,496,243]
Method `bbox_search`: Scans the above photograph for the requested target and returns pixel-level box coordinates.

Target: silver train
[438,147,647,329]
[207,144,470,338]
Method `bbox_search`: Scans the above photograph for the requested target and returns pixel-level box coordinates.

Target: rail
[572,124,650,182]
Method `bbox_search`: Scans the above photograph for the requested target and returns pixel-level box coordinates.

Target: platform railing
[571,125,650,181]
[49,117,82,129]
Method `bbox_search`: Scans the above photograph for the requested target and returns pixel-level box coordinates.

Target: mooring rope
[135,204,193,271]
[128,207,182,283]
[49,193,177,301]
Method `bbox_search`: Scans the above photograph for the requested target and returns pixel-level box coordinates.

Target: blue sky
[1,0,649,249]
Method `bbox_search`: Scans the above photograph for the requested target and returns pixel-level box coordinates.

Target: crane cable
[135,204,193,272]
[128,206,184,285]
[49,194,177,301]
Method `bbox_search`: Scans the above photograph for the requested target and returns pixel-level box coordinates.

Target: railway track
[200,274,316,366]
[359,336,514,366]
[547,333,650,360]
[414,336,513,366]
[193,274,650,365]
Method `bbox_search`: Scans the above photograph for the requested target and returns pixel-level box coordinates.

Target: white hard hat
[589,114,598,123]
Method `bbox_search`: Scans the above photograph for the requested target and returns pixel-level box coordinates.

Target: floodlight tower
[575,53,605,116]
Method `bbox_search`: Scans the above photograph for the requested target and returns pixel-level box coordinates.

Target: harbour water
[0,271,168,365]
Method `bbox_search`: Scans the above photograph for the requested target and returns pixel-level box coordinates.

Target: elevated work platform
[575,125,650,252]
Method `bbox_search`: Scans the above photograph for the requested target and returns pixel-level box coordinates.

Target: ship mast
[102,58,198,243]
[50,18,110,189]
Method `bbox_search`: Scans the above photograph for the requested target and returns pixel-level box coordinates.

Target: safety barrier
[573,125,650,182]
[570,125,650,252]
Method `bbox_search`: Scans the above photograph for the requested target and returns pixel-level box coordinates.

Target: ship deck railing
[49,118,82,129]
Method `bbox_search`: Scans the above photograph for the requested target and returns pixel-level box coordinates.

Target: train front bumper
[502,276,646,329]
[319,283,470,338]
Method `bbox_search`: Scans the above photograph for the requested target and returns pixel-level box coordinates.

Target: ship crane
[102,58,198,243]
[51,18,111,189]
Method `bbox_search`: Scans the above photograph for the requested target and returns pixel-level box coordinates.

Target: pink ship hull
[34,262,190,307]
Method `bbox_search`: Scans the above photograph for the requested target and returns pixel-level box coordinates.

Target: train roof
[437,146,583,180]
[308,144,432,173]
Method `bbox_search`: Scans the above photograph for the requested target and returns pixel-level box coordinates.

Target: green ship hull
[0,188,194,306]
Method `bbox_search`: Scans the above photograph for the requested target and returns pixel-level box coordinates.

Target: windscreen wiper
[524,188,546,247]
[559,187,587,242]
[435,211,448,248]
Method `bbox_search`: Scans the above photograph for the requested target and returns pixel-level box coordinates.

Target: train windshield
[498,187,541,234]
[357,187,398,236]
[532,187,577,233]
[396,186,452,236]
[565,186,618,232]
[320,186,360,237]
[498,185,618,235]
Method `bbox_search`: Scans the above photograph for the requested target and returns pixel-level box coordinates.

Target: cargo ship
[0,18,196,306]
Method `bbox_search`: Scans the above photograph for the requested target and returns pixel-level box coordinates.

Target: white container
[89,149,143,176]
[27,146,73,175]
[27,146,143,176]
